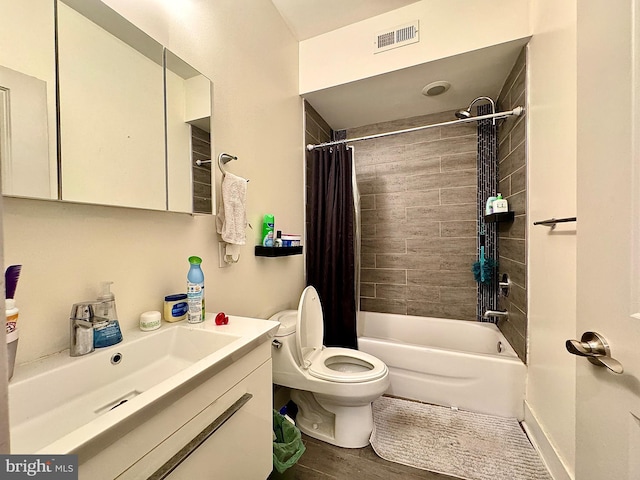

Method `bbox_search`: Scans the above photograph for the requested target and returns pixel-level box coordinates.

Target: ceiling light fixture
[421,81,451,97]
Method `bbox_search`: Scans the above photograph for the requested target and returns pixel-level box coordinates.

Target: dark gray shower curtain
[307,144,357,349]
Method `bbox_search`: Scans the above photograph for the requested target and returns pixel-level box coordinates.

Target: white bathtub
[358,311,526,420]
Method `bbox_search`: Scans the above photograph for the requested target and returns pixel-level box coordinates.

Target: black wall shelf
[255,246,303,257]
[484,211,515,223]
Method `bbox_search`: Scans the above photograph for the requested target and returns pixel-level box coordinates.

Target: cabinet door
[119,360,273,480]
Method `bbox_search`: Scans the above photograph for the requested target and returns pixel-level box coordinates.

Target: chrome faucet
[483,309,509,320]
[70,302,95,357]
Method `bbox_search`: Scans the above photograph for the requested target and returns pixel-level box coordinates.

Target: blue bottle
[93,281,123,347]
[187,256,205,323]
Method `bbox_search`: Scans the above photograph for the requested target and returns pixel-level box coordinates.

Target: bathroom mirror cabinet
[165,50,213,214]
[0,0,58,200]
[0,0,213,214]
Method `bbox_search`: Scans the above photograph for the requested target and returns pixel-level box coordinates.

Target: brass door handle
[566,331,623,374]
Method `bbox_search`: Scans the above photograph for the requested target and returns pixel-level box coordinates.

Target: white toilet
[269,286,390,448]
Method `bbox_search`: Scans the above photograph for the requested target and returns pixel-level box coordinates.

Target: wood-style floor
[270,433,459,480]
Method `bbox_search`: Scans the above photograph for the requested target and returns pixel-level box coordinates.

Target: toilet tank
[270,310,297,337]
[269,310,303,387]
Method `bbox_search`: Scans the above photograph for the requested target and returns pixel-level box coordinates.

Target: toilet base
[291,389,374,448]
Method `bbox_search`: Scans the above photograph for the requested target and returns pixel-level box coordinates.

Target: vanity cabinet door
[114,359,273,480]
[160,361,273,480]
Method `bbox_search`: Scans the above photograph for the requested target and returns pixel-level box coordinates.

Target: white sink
[9,315,279,454]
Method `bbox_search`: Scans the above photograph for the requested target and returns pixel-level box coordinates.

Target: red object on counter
[215,312,229,325]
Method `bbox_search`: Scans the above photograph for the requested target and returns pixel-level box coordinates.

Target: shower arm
[465,96,496,125]
[467,96,496,114]
[306,106,523,151]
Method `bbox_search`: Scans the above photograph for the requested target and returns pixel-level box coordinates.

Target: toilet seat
[295,286,387,383]
[308,347,388,383]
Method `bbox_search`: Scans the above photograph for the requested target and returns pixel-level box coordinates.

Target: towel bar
[533,217,577,227]
[194,152,237,172]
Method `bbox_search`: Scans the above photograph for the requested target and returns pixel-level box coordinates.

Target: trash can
[271,409,305,479]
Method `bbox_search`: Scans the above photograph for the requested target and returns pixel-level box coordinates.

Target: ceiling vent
[374,21,419,54]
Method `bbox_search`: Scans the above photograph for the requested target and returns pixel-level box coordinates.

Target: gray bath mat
[370,396,552,480]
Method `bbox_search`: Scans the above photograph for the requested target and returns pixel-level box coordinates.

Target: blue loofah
[472,246,496,284]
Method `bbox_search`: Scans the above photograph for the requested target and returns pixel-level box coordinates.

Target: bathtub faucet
[483,310,509,320]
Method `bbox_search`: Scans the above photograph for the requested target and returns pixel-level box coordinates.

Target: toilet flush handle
[272,339,282,349]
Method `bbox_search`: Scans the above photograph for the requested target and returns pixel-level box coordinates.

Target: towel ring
[194,152,237,171]
[195,152,248,181]
[218,152,237,175]
[219,152,248,182]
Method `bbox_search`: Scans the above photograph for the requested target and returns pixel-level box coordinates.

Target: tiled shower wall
[496,47,527,361]
[304,101,333,238]
[348,113,478,321]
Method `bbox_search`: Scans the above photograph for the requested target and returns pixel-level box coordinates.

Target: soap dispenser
[492,193,509,213]
[93,281,123,348]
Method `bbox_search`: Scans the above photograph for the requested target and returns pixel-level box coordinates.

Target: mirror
[57,0,166,210]
[0,0,57,200]
[0,0,214,213]
[165,50,213,214]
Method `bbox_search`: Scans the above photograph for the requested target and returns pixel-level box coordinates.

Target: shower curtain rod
[306,106,524,151]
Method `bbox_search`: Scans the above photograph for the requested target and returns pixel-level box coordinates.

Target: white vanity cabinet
[76,341,273,480]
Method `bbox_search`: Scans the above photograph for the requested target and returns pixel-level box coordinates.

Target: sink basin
[9,316,279,454]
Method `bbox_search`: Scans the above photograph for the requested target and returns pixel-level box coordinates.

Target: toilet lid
[308,347,388,383]
[295,286,324,369]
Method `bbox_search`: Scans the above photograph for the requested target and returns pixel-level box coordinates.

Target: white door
[573,1,640,478]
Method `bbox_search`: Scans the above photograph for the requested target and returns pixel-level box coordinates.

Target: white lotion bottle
[492,193,509,213]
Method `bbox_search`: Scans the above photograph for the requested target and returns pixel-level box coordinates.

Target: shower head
[454,96,496,124]
[454,109,472,119]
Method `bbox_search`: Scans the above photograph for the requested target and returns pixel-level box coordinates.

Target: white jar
[492,194,509,213]
[140,311,161,331]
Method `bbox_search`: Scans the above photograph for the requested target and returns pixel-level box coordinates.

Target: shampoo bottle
[93,281,123,348]
[492,193,509,213]
[485,196,497,215]
[187,256,205,323]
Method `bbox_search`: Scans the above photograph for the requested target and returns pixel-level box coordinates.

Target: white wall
[3,0,305,365]
[299,0,530,95]
[526,1,577,478]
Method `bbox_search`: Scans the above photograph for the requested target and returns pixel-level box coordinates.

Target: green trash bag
[272,410,306,473]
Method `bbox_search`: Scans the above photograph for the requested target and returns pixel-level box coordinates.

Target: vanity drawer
[117,360,272,480]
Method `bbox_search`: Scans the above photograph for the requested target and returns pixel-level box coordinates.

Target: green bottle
[262,214,274,246]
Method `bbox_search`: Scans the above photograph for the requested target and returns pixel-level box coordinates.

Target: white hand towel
[216,172,248,245]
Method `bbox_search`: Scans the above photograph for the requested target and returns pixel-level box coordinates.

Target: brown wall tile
[360,283,375,297]
[496,45,528,362]
[441,152,477,171]
[441,221,477,237]
[350,110,478,322]
[361,268,407,285]
[360,297,407,314]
